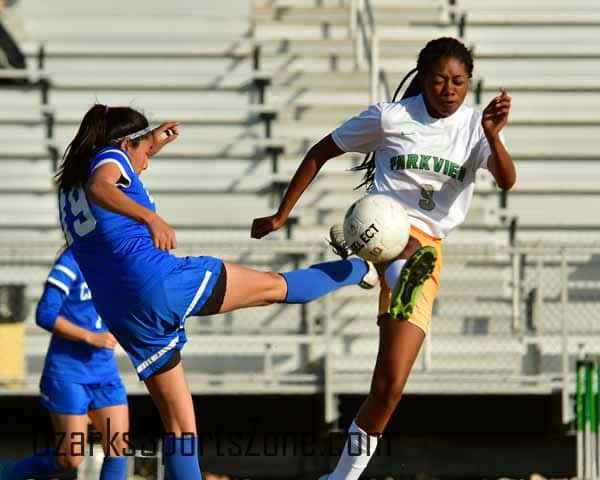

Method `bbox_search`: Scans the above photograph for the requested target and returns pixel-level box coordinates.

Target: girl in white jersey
[251,37,516,480]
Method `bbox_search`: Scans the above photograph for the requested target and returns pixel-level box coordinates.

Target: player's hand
[87,332,118,350]
[251,214,285,239]
[482,87,511,139]
[147,213,177,250]
[150,122,180,157]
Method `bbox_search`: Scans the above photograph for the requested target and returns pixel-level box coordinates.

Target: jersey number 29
[59,188,97,245]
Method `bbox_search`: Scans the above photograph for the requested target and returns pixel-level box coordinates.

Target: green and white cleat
[390,246,437,320]
[0,461,18,480]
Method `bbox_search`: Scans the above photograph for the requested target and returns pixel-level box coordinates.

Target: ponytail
[56,104,149,188]
[393,67,420,102]
[56,104,108,188]
[351,37,474,191]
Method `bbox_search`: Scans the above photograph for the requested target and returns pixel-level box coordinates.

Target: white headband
[112,125,154,143]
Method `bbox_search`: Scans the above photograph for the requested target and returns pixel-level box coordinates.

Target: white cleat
[359,258,379,289]
[329,224,378,289]
[328,224,352,259]
[328,224,378,289]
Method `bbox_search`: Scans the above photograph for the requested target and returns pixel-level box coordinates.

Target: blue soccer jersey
[58,147,179,323]
[40,248,120,383]
[57,146,223,379]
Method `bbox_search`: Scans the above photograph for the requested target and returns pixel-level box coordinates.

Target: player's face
[127,138,153,175]
[422,56,469,118]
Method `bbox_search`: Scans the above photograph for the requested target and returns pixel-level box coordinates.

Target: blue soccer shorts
[40,376,127,415]
[108,255,224,381]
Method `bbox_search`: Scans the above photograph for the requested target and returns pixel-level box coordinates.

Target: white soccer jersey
[332,94,504,239]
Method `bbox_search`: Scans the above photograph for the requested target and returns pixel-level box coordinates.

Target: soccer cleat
[329,224,378,289]
[359,259,379,289]
[317,475,330,480]
[390,246,437,320]
[328,224,352,259]
[0,461,18,480]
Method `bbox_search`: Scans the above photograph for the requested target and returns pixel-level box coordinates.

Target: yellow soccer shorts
[405,225,443,335]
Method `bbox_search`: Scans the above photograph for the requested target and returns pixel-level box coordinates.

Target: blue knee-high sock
[100,456,128,480]
[163,435,201,480]
[11,449,61,479]
[281,258,368,303]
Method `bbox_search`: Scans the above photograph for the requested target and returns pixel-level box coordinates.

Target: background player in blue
[0,248,129,480]
[53,104,379,480]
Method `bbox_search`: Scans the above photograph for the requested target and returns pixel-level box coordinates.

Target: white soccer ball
[343,194,410,263]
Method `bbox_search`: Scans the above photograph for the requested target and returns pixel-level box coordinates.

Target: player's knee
[263,271,287,304]
[57,453,84,471]
[399,236,422,259]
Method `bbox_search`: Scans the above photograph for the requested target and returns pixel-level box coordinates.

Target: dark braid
[352,37,474,191]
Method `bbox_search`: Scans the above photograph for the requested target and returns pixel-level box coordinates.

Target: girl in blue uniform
[0,248,129,480]
[46,104,378,480]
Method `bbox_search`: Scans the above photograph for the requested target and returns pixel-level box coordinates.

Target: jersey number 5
[59,188,97,245]
[418,184,436,211]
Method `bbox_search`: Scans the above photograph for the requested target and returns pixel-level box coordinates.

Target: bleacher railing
[1,240,600,424]
[349,0,380,103]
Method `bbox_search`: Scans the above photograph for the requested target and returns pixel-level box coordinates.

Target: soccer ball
[343,194,410,263]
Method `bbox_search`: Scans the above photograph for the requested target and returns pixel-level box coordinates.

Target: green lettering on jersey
[390,155,405,170]
[442,159,450,175]
[406,154,418,169]
[448,162,459,179]
[394,153,468,181]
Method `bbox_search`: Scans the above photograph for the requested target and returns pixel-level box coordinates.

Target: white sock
[329,420,380,480]
[384,258,406,290]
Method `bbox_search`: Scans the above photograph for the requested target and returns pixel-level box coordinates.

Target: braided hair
[352,37,474,190]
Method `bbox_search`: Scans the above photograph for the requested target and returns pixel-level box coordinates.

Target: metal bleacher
[249,0,600,423]
[458,0,600,244]
[2,0,281,239]
[1,0,599,424]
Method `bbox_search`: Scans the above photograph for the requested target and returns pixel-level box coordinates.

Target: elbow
[495,169,517,191]
[498,177,516,191]
[35,307,55,333]
[500,172,517,191]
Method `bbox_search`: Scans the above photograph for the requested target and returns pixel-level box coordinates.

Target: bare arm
[53,316,117,349]
[87,163,176,250]
[36,285,117,349]
[487,135,516,190]
[482,88,516,190]
[251,134,344,238]
[148,121,180,158]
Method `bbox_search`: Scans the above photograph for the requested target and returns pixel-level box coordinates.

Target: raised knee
[399,236,422,259]
[266,271,287,303]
